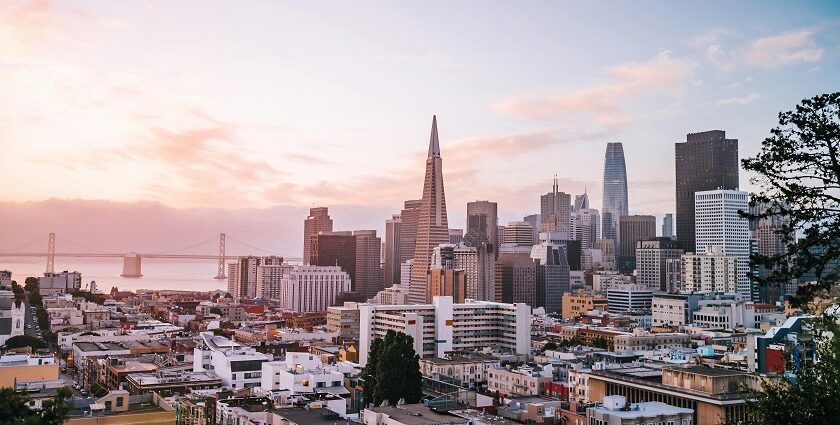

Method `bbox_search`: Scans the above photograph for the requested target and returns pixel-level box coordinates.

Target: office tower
[595,239,616,266]
[303,207,333,264]
[618,215,656,259]
[448,229,464,244]
[427,268,467,303]
[574,209,600,249]
[675,130,739,251]
[602,143,629,246]
[523,214,541,242]
[384,215,402,286]
[695,190,750,297]
[400,260,413,289]
[498,252,536,306]
[497,225,506,247]
[453,243,496,301]
[540,176,572,238]
[636,238,683,291]
[278,266,351,313]
[310,231,355,283]
[574,190,590,211]
[235,255,283,299]
[665,258,683,293]
[465,201,498,250]
[354,230,384,299]
[754,202,793,301]
[681,246,739,293]
[504,221,536,246]
[399,199,422,268]
[562,240,582,271]
[662,214,674,239]
[531,244,571,314]
[409,116,450,304]
[255,264,294,299]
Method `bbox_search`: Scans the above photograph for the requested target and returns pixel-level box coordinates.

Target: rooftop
[270,407,346,424]
[663,365,749,378]
[590,401,693,418]
[367,404,467,424]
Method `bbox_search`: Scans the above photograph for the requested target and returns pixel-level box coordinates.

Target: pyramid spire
[427,115,441,159]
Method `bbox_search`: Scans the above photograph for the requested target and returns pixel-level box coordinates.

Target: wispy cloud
[716,92,761,106]
[495,51,695,127]
[745,30,823,68]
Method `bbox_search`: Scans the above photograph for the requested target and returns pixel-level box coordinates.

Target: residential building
[409,116,451,304]
[612,331,691,351]
[602,143,629,248]
[651,293,703,328]
[303,207,333,264]
[562,290,609,320]
[255,264,294,300]
[358,296,531,365]
[370,284,408,305]
[419,354,500,389]
[681,246,738,293]
[636,238,683,291]
[487,363,554,397]
[362,404,467,425]
[695,190,750,297]
[587,395,693,425]
[125,371,222,396]
[232,256,283,299]
[675,130,739,257]
[277,265,351,313]
[193,332,270,389]
[0,353,59,388]
[38,271,82,294]
[260,352,345,393]
[326,303,361,340]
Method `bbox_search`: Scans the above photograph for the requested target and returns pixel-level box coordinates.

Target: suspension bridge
[0,233,298,279]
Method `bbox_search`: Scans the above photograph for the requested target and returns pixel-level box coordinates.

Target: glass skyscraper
[602,142,629,246]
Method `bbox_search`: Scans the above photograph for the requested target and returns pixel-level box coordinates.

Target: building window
[116,397,124,407]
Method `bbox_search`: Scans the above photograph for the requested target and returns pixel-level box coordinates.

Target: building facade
[636,238,683,291]
[695,190,750,297]
[602,142,629,247]
[303,207,333,265]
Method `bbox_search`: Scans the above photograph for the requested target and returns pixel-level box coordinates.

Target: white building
[695,190,750,298]
[587,395,693,425]
[193,332,270,389]
[358,296,531,366]
[453,243,496,302]
[0,298,25,345]
[635,238,683,291]
[38,271,82,294]
[605,284,652,314]
[255,264,294,299]
[260,352,345,393]
[681,246,739,293]
[369,284,409,305]
[277,266,351,313]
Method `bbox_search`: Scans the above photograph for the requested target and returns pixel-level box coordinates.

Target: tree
[0,386,70,425]
[742,92,840,306]
[591,336,609,349]
[24,277,38,292]
[726,316,840,425]
[4,335,47,350]
[543,341,558,351]
[363,330,423,406]
[209,307,223,316]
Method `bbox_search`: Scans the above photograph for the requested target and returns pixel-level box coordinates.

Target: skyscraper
[636,237,683,291]
[408,116,450,304]
[523,214,541,243]
[574,190,590,211]
[675,131,739,252]
[602,143,629,247]
[574,209,600,249]
[618,215,657,259]
[540,177,571,238]
[465,201,498,249]
[754,202,794,301]
[303,207,333,264]
[399,199,422,270]
[384,214,401,286]
[504,221,536,246]
[354,230,384,299]
[695,190,750,297]
[531,244,571,314]
[662,213,674,239]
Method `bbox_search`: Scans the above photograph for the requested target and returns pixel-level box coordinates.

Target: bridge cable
[147,236,219,255]
[0,236,45,252]
[225,235,279,256]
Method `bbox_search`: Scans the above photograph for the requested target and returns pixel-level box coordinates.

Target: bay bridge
[0,233,298,279]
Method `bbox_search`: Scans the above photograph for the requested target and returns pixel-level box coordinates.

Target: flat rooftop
[368,404,467,424]
[590,401,693,418]
[74,342,129,352]
[663,365,749,377]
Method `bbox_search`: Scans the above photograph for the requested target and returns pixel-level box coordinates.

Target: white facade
[38,271,82,294]
[255,264,294,299]
[453,244,496,302]
[278,266,351,313]
[605,284,653,314]
[695,190,750,297]
[260,352,345,393]
[358,296,531,366]
[370,284,408,305]
[487,363,553,396]
[193,332,270,389]
[681,246,738,293]
[0,298,25,345]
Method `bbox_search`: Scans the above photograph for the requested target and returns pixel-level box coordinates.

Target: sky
[1,1,839,255]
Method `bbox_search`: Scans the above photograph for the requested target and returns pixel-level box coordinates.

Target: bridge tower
[215,233,227,280]
[45,232,55,274]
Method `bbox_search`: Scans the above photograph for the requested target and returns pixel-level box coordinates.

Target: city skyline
[1,1,839,255]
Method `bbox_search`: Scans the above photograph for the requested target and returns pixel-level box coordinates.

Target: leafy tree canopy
[4,335,47,350]
[0,386,70,425]
[362,330,423,407]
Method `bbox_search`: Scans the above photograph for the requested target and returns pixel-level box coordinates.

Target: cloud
[495,51,695,126]
[745,30,823,68]
[716,93,761,106]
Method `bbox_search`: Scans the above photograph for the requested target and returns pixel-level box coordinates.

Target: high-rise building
[427,268,467,303]
[523,214,541,243]
[234,256,283,299]
[540,177,572,238]
[384,215,402,286]
[662,213,674,239]
[303,207,333,264]
[310,231,355,286]
[277,265,351,313]
[636,237,683,291]
[409,116,450,304]
[681,246,739,293]
[675,131,739,251]
[498,252,536,306]
[531,244,571,314]
[595,239,616,267]
[574,190,590,211]
[574,209,600,249]
[448,229,464,244]
[465,201,498,251]
[753,202,794,302]
[453,243,497,301]
[618,215,657,259]
[400,199,422,268]
[695,190,750,297]
[602,143,629,246]
[504,221,536,246]
[354,230,384,299]
[255,264,294,299]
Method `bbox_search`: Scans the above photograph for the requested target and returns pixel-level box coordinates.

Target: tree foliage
[726,316,840,425]
[0,387,71,425]
[362,330,423,406]
[591,336,609,349]
[23,277,38,292]
[4,335,47,350]
[742,92,840,306]
[543,341,558,351]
